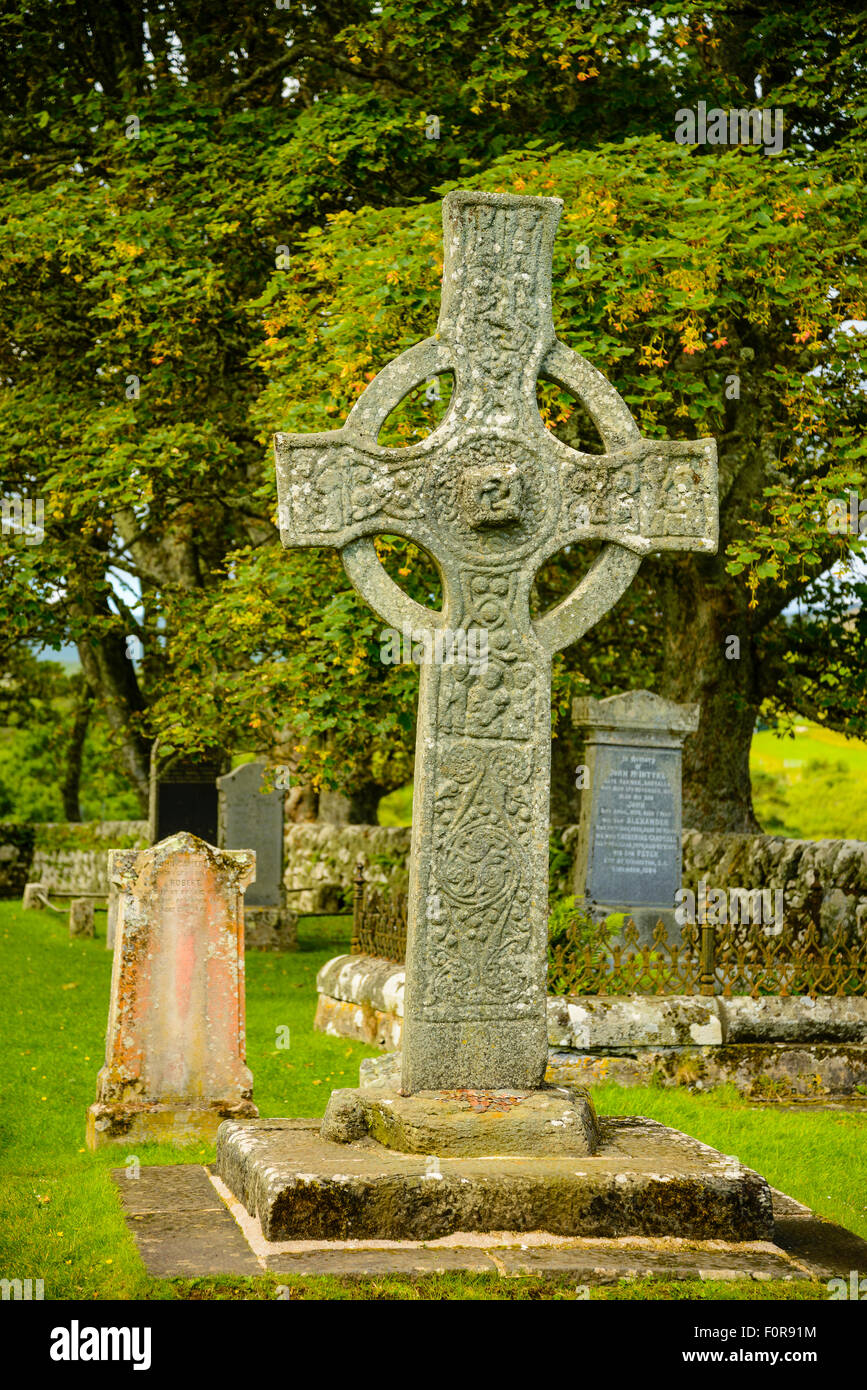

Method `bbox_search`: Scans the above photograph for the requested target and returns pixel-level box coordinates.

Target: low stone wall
[320,953,867,1098]
[679,830,867,945]
[284,824,410,913]
[31,821,149,897]
[285,822,867,948]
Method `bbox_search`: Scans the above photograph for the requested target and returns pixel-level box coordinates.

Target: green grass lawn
[1,900,863,1301]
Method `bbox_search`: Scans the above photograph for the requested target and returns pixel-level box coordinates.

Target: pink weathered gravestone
[87,832,258,1148]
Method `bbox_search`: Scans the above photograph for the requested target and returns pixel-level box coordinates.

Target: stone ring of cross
[275,189,717,658]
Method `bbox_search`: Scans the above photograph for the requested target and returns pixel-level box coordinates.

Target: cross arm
[274,430,432,550]
[549,436,718,557]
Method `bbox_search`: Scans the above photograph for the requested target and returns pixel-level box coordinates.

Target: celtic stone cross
[275,190,717,1092]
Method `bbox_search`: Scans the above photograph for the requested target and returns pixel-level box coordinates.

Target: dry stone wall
[0,821,150,899]
[285,822,867,947]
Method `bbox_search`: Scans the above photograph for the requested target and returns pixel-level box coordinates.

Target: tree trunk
[651,554,762,833]
[75,628,150,814]
[346,781,386,824]
[61,679,92,821]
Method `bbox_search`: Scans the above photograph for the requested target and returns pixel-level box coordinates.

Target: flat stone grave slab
[216,1115,774,1243]
[111,1165,259,1277]
[321,1084,600,1156]
[110,1164,867,1285]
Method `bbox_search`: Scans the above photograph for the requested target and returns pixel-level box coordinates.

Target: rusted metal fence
[352,866,865,996]
[351,863,407,963]
[549,917,866,998]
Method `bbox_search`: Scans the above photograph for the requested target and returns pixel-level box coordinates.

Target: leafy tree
[1,2,865,828]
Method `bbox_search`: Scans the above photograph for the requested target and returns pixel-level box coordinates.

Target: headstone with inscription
[217,761,298,950]
[216,190,770,1242]
[572,690,699,943]
[87,832,258,1148]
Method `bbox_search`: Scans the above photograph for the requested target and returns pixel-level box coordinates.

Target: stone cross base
[321,1085,599,1157]
[86,1098,258,1151]
[216,1116,773,1244]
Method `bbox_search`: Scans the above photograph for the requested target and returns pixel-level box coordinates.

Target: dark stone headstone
[572,690,699,942]
[217,762,283,908]
[148,750,227,847]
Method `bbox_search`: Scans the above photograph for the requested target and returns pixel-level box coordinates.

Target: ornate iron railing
[352,867,865,996]
[549,917,866,998]
[351,862,407,963]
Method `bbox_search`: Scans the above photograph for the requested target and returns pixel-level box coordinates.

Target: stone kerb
[317,951,867,1097]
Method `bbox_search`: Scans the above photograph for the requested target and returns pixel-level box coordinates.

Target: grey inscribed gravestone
[217,762,282,907]
[274,190,718,1093]
[217,762,298,951]
[572,690,699,939]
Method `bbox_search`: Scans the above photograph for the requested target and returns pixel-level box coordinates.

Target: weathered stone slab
[317,953,405,1017]
[218,761,284,908]
[361,1043,867,1099]
[321,1084,600,1156]
[268,1248,497,1275]
[69,897,95,938]
[545,1044,867,1097]
[547,994,723,1049]
[216,1115,772,1243]
[314,994,402,1049]
[322,955,865,1057]
[111,1165,259,1277]
[723,995,867,1044]
[491,1242,805,1282]
[87,832,258,1148]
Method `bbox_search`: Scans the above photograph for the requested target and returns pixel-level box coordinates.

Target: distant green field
[750,721,867,840]
[379,720,867,840]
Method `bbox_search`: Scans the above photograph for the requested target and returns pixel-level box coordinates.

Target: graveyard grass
[1,906,863,1303]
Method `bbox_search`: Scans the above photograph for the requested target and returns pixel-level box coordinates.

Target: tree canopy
[1,1,865,826]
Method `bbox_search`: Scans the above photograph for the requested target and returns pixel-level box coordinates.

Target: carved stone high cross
[275,191,718,1092]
